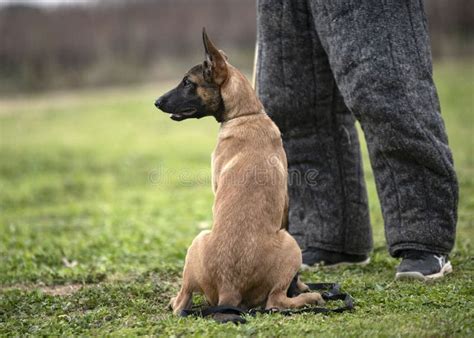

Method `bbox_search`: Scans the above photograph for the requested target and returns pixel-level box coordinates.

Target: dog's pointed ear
[202,27,228,85]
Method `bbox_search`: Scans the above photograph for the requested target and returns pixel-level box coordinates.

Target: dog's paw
[172,308,183,316]
[297,281,310,293]
[168,297,176,311]
[307,292,325,306]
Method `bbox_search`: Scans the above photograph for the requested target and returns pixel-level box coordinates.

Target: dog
[155,29,324,317]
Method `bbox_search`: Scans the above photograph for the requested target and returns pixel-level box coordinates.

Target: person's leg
[309,0,458,261]
[256,0,373,259]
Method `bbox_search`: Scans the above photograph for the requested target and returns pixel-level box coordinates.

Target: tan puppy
[155,29,324,315]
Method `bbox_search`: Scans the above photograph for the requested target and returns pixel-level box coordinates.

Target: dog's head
[155,28,229,122]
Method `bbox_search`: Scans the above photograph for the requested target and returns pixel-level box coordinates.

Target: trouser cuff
[389,242,452,258]
[301,240,372,257]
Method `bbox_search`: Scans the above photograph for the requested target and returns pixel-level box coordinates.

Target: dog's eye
[183,78,193,88]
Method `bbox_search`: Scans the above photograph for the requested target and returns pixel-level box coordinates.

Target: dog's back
[206,113,288,307]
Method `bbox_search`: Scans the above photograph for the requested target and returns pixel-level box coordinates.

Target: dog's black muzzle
[154,98,164,109]
[154,92,205,121]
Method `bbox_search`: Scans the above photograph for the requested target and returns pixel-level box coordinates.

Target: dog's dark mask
[155,29,227,122]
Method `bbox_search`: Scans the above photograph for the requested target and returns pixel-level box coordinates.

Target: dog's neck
[219,65,264,122]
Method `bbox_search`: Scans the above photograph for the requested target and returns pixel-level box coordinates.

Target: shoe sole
[301,257,371,271]
[395,261,453,281]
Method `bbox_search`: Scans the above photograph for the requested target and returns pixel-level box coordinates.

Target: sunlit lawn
[0,62,473,336]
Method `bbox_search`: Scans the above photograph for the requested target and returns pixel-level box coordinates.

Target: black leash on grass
[179,279,354,324]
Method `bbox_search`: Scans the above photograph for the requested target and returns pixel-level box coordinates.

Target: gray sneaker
[395,250,453,281]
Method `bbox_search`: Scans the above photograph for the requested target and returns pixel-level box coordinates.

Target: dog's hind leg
[266,231,324,309]
[169,285,193,315]
[266,269,324,309]
[296,275,310,293]
[169,262,196,315]
[169,230,211,315]
[266,289,324,309]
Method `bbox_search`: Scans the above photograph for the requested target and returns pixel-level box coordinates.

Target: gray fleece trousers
[256,0,458,257]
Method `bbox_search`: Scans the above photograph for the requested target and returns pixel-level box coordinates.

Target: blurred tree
[0,0,471,93]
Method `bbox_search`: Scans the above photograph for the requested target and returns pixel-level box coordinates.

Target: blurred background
[0,0,472,93]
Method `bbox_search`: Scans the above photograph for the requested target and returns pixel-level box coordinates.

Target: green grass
[1,62,473,336]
